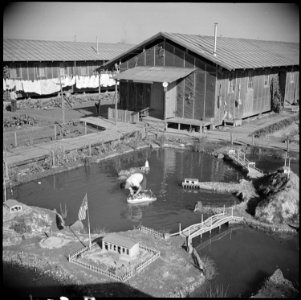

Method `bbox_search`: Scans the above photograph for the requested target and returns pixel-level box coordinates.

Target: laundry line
[3,73,118,95]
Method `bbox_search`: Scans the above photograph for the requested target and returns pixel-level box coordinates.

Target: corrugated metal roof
[103,233,138,249]
[3,38,134,62]
[115,66,196,83]
[101,32,299,71]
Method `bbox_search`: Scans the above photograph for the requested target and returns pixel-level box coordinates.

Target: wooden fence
[108,107,139,123]
[68,241,160,282]
[3,125,57,148]
[138,225,165,239]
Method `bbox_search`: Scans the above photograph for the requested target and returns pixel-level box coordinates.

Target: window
[79,62,89,76]
[9,64,22,79]
[264,72,269,87]
[37,64,46,78]
[228,73,236,93]
[247,71,253,89]
[59,64,67,77]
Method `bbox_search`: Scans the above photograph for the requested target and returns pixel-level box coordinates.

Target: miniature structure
[226,149,264,179]
[4,199,23,213]
[182,178,201,189]
[127,190,157,204]
[102,233,139,258]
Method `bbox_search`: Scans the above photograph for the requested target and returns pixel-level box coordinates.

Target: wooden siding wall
[117,39,217,121]
[215,68,280,123]
[6,61,104,81]
[119,81,151,111]
[116,38,299,123]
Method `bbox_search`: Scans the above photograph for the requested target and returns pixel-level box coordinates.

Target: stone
[194,201,203,212]
[217,153,224,159]
[69,220,84,232]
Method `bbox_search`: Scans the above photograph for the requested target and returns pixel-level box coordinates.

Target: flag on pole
[78,193,88,221]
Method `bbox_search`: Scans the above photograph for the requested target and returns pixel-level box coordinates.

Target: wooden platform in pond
[79,116,116,129]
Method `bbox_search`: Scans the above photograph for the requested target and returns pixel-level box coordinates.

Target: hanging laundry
[15,80,23,92]
[40,78,61,95]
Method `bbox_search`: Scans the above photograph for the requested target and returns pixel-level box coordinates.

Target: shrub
[270,77,282,113]
[201,255,217,280]
[9,218,32,234]
[206,284,229,298]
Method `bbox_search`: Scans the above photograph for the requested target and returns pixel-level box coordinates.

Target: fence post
[54,124,56,140]
[14,131,17,147]
[223,204,225,215]
[252,134,254,146]
[85,122,87,135]
[230,132,233,145]
[52,150,55,167]
[286,138,289,153]
[201,214,203,224]
[89,144,91,156]
[232,206,233,217]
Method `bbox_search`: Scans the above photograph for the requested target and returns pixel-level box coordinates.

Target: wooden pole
[89,144,91,156]
[230,132,233,145]
[252,134,254,146]
[4,177,7,203]
[179,223,181,234]
[84,122,87,135]
[52,150,55,167]
[59,76,65,124]
[14,131,17,147]
[115,80,118,125]
[201,214,203,224]
[223,204,225,215]
[232,206,233,217]
[286,138,289,153]
[86,193,92,249]
[4,148,9,179]
[164,86,167,131]
[54,124,56,140]
[98,71,101,116]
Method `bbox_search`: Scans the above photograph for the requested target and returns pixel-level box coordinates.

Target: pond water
[12,148,244,233]
[191,225,299,298]
[7,147,299,297]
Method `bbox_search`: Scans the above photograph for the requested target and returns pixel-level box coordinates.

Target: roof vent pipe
[96,36,99,54]
[213,22,218,57]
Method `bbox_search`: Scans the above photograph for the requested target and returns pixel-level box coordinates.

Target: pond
[7,147,299,297]
[12,148,244,233]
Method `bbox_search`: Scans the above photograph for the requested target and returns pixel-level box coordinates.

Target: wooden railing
[170,206,243,238]
[138,225,165,239]
[108,108,139,123]
[228,150,262,173]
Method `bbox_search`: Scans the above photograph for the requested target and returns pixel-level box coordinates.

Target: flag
[78,193,88,221]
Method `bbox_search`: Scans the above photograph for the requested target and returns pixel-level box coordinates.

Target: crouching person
[120,173,146,197]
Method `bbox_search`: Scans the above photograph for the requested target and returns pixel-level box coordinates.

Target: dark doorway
[278,70,286,107]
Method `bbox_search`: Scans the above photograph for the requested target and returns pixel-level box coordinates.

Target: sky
[3,2,299,44]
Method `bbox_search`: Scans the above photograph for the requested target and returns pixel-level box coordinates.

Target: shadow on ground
[4,279,152,298]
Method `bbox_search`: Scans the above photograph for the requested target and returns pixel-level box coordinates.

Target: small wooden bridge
[226,149,264,178]
[168,206,243,253]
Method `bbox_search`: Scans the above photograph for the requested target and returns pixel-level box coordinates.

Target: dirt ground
[3,201,205,297]
[3,92,116,148]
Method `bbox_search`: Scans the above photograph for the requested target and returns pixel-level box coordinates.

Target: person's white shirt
[125,173,143,188]
[125,173,143,195]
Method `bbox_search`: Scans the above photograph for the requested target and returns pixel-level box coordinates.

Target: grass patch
[250,115,299,138]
